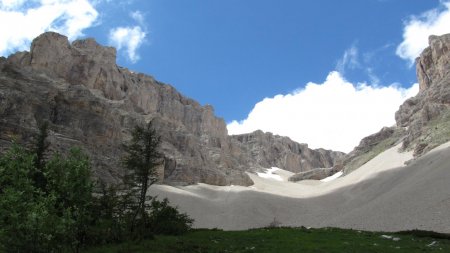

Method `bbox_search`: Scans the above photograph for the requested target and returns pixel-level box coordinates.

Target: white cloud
[227,71,418,153]
[0,0,98,56]
[396,1,450,64]
[109,26,145,63]
[336,45,360,75]
[335,44,381,85]
[108,10,147,63]
[366,67,380,85]
[0,0,27,10]
[130,10,144,25]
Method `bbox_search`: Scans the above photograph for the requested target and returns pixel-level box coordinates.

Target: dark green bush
[0,122,194,251]
[147,197,194,235]
[0,145,94,253]
[87,182,133,245]
[0,145,56,252]
[397,229,450,240]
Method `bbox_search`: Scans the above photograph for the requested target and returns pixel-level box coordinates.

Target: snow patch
[257,167,283,181]
[381,235,400,241]
[427,241,437,247]
[320,171,343,182]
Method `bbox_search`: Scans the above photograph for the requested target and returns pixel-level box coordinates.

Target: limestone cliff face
[0,32,343,186]
[396,34,450,156]
[339,33,450,174]
[231,130,344,173]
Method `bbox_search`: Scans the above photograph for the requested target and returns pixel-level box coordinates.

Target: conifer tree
[123,120,162,236]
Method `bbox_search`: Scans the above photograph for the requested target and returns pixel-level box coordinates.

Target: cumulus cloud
[108,10,147,63]
[0,0,98,56]
[109,25,146,63]
[228,71,418,153]
[396,1,450,64]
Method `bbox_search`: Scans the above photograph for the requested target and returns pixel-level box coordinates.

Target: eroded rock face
[231,130,344,173]
[395,34,450,155]
[288,168,339,182]
[337,126,405,174]
[416,35,450,92]
[338,34,450,173]
[0,32,343,186]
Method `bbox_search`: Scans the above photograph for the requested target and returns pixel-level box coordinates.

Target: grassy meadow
[84,227,450,253]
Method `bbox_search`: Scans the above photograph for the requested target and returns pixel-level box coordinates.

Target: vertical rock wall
[0,32,344,186]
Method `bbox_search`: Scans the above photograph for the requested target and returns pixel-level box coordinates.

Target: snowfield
[256,167,283,181]
[320,171,343,182]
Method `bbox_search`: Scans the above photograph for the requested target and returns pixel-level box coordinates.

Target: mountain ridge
[335,33,450,175]
[0,32,344,186]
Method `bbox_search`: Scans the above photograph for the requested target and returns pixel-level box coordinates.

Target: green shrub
[147,198,194,235]
[0,122,194,251]
[0,145,96,253]
[87,182,130,245]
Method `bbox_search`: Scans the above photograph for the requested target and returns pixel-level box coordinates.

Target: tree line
[0,121,193,253]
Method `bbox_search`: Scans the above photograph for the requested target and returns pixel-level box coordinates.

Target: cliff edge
[0,32,344,186]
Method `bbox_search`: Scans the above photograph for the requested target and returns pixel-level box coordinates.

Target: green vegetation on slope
[85,227,450,253]
[409,110,450,156]
[344,132,403,175]
[343,109,450,176]
[0,122,193,252]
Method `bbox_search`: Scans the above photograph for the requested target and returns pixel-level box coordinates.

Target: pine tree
[32,121,49,191]
[123,120,162,237]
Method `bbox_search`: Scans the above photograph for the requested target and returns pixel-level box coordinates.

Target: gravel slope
[149,142,450,232]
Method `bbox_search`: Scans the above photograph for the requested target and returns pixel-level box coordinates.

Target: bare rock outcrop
[288,168,338,182]
[1,32,248,186]
[339,33,450,174]
[339,126,405,174]
[0,32,344,186]
[396,34,450,156]
[231,130,344,173]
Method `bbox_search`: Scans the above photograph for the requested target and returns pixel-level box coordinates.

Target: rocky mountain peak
[231,131,344,174]
[11,32,130,101]
[395,33,450,156]
[30,32,117,75]
[0,32,344,186]
[338,33,450,174]
[416,34,450,92]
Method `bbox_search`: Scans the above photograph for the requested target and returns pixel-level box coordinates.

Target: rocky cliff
[0,32,344,186]
[231,130,344,173]
[340,33,450,174]
[397,34,450,155]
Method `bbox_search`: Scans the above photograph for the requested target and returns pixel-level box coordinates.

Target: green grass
[408,110,450,155]
[83,227,450,253]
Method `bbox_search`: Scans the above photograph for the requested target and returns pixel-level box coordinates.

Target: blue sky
[1,0,450,152]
